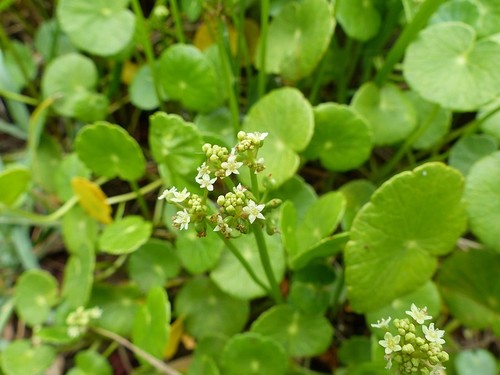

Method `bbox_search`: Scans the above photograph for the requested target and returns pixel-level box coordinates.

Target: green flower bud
[403,344,415,354]
[405,332,416,342]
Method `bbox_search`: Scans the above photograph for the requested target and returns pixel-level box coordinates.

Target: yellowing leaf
[71,177,112,224]
[164,316,185,359]
[194,19,237,54]
[121,60,139,85]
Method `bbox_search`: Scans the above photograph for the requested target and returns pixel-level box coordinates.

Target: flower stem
[253,223,283,303]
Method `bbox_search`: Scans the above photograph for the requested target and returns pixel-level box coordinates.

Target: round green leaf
[0,41,36,91]
[188,355,220,375]
[41,53,98,117]
[129,64,168,110]
[464,151,500,252]
[127,239,180,292]
[221,333,287,375]
[306,103,372,171]
[270,176,317,223]
[211,233,285,299]
[256,0,334,81]
[159,44,223,112]
[336,0,381,41]
[455,349,498,375]
[176,229,224,274]
[75,121,146,181]
[149,112,204,176]
[55,153,91,201]
[345,163,467,312]
[250,304,334,357]
[403,22,500,111]
[338,336,371,366]
[339,179,376,231]
[1,340,56,375]
[242,87,314,188]
[57,0,135,56]
[195,107,236,148]
[438,250,500,336]
[406,91,451,150]
[474,0,500,37]
[72,350,113,375]
[0,166,30,206]
[62,243,95,309]
[449,134,497,176]
[34,19,77,60]
[62,206,99,255]
[72,91,109,122]
[175,278,249,339]
[32,135,63,193]
[14,269,58,326]
[351,82,417,146]
[35,326,75,345]
[430,0,480,28]
[98,216,152,255]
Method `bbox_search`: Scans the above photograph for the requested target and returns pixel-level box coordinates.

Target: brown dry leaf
[71,177,112,224]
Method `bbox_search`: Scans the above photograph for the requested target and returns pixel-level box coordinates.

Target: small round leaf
[336,0,381,41]
[98,216,152,255]
[455,349,498,375]
[1,340,56,375]
[71,350,113,375]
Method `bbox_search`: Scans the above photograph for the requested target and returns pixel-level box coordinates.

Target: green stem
[129,180,151,218]
[95,255,128,282]
[253,223,283,303]
[257,0,270,98]
[107,179,164,205]
[374,0,446,86]
[249,169,260,201]
[168,0,185,43]
[215,231,270,294]
[0,88,38,105]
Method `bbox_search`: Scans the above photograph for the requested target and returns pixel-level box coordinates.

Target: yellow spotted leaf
[164,316,185,359]
[71,177,112,224]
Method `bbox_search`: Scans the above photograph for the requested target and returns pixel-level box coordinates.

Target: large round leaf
[351,82,417,146]
[256,0,334,81]
[250,304,333,357]
[345,163,467,312]
[98,216,152,255]
[0,166,30,206]
[455,349,498,375]
[464,151,500,252]
[307,103,372,172]
[211,233,285,300]
[1,340,56,375]
[174,278,249,339]
[404,22,500,111]
[242,87,314,188]
[159,44,223,112]
[75,122,146,181]
[336,0,380,41]
[57,0,135,56]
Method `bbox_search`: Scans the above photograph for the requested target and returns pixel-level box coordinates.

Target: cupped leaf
[455,349,498,375]
[69,350,113,375]
[175,277,249,339]
[345,163,467,312]
[57,0,135,56]
[1,340,56,375]
[464,151,500,252]
[75,122,146,181]
[56,153,90,201]
[149,112,204,177]
[306,103,372,171]
[132,287,170,362]
[250,304,333,357]
[351,82,417,146]
[62,242,95,309]
[336,0,381,41]
[41,53,98,117]
[242,87,314,187]
[127,239,180,292]
[438,250,500,336]
[176,229,224,274]
[449,134,497,176]
[14,269,58,326]
[339,179,376,231]
[404,22,500,111]
[0,166,30,206]
[211,233,285,299]
[256,0,334,81]
[221,332,287,375]
[159,44,223,112]
[98,216,152,255]
[71,177,112,224]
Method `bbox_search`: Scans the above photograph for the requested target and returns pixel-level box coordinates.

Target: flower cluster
[66,306,102,338]
[372,304,449,374]
[159,132,273,237]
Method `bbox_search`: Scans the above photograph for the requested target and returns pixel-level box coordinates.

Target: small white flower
[233,183,247,193]
[88,307,102,319]
[174,209,190,230]
[221,154,243,176]
[213,215,232,235]
[68,326,83,338]
[422,323,445,344]
[430,363,446,375]
[371,317,391,329]
[248,132,268,142]
[159,187,177,200]
[198,173,217,191]
[406,303,432,324]
[243,200,265,223]
[384,354,392,370]
[195,162,211,183]
[378,332,402,355]
[171,187,190,202]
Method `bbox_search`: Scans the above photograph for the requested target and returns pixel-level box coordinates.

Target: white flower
[371,317,391,329]
[422,323,445,344]
[233,183,247,193]
[68,326,84,338]
[174,209,190,230]
[213,215,232,235]
[243,200,265,223]
[88,307,102,319]
[195,162,211,183]
[384,355,392,370]
[430,363,446,375]
[406,303,432,324]
[158,187,177,200]
[198,173,217,191]
[171,187,190,202]
[378,332,402,355]
[248,132,268,142]
[221,154,243,176]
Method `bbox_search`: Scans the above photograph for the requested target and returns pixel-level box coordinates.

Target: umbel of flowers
[372,304,449,374]
[158,131,275,238]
